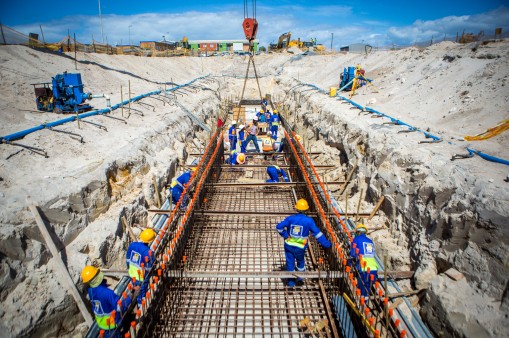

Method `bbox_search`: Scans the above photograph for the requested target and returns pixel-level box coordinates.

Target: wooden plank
[388,288,425,299]
[339,161,358,195]
[152,175,161,209]
[122,216,137,241]
[368,195,385,220]
[27,196,93,326]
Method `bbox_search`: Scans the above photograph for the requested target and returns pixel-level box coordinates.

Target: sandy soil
[0,41,508,337]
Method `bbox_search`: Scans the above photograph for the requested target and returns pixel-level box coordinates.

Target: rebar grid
[151,155,334,337]
[158,278,329,337]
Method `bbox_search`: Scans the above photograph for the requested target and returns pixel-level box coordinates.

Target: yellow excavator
[288,37,326,52]
[269,32,292,51]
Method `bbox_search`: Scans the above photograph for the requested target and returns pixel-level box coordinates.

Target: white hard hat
[232,120,237,125]
[267,131,272,136]
[253,116,258,121]
[238,124,245,130]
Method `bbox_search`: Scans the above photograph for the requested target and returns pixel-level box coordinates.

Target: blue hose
[467,148,509,166]
[0,75,210,143]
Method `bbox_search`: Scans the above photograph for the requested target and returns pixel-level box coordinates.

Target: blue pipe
[0,75,210,143]
[467,148,509,166]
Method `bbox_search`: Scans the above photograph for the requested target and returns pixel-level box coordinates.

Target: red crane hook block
[242,18,258,41]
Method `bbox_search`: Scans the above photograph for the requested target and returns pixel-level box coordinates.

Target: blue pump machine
[32,72,92,113]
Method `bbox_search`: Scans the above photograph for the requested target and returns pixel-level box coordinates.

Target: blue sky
[1,1,508,48]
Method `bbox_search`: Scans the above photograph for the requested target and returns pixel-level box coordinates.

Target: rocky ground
[0,41,508,337]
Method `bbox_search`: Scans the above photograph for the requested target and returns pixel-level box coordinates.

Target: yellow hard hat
[355,223,368,233]
[190,167,197,172]
[81,265,99,284]
[295,135,302,142]
[295,198,309,211]
[140,228,156,243]
[237,153,246,164]
[274,109,278,113]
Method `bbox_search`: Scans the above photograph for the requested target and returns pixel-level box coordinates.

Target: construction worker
[244,118,260,153]
[238,124,247,153]
[276,199,331,287]
[350,223,378,297]
[82,265,131,337]
[262,131,276,159]
[266,165,289,183]
[226,150,246,165]
[228,120,238,151]
[170,168,195,205]
[270,110,280,138]
[278,134,301,153]
[126,229,155,306]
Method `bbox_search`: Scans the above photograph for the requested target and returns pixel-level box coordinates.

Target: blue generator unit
[32,72,92,114]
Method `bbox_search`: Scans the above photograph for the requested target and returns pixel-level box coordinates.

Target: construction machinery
[286,36,326,52]
[32,72,92,114]
[269,32,291,51]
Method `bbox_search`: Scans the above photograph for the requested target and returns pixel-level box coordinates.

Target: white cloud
[9,6,509,50]
[388,7,509,44]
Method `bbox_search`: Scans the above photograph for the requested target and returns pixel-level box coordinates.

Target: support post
[74,32,77,70]
[368,195,384,221]
[153,175,161,209]
[122,216,137,242]
[26,197,93,326]
[339,161,358,195]
[355,188,363,222]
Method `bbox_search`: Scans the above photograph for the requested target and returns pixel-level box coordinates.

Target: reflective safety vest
[271,115,280,126]
[351,234,379,272]
[126,242,152,282]
[170,179,183,189]
[88,284,119,331]
[262,138,274,151]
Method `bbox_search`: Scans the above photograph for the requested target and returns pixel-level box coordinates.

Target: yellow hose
[464,119,509,141]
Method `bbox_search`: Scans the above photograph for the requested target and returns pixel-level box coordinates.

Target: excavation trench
[275,79,509,337]
[1,75,507,337]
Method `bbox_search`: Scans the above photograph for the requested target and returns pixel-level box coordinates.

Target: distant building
[340,43,372,54]
[188,40,259,53]
[140,41,177,51]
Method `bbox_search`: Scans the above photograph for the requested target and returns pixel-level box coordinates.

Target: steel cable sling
[238,0,263,106]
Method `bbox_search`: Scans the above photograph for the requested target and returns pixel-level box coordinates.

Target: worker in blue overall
[238,124,247,153]
[226,150,246,165]
[278,134,301,153]
[82,266,132,337]
[270,110,280,139]
[228,120,238,151]
[350,223,378,297]
[170,168,195,206]
[126,229,155,306]
[266,165,289,183]
[276,199,331,287]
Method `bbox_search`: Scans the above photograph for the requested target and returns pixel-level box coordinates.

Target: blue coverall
[126,242,154,306]
[350,233,379,296]
[266,165,289,183]
[88,281,131,337]
[228,125,237,151]
[270,113,280,138]
[239,129,247,153]
[170,171,191,205]
[276,213,331,287]
[226,150,244,165]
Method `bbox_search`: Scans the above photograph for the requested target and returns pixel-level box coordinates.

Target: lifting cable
[239,0,263,107]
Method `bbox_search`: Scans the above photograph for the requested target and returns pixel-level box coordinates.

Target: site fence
[2,23,507,59]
